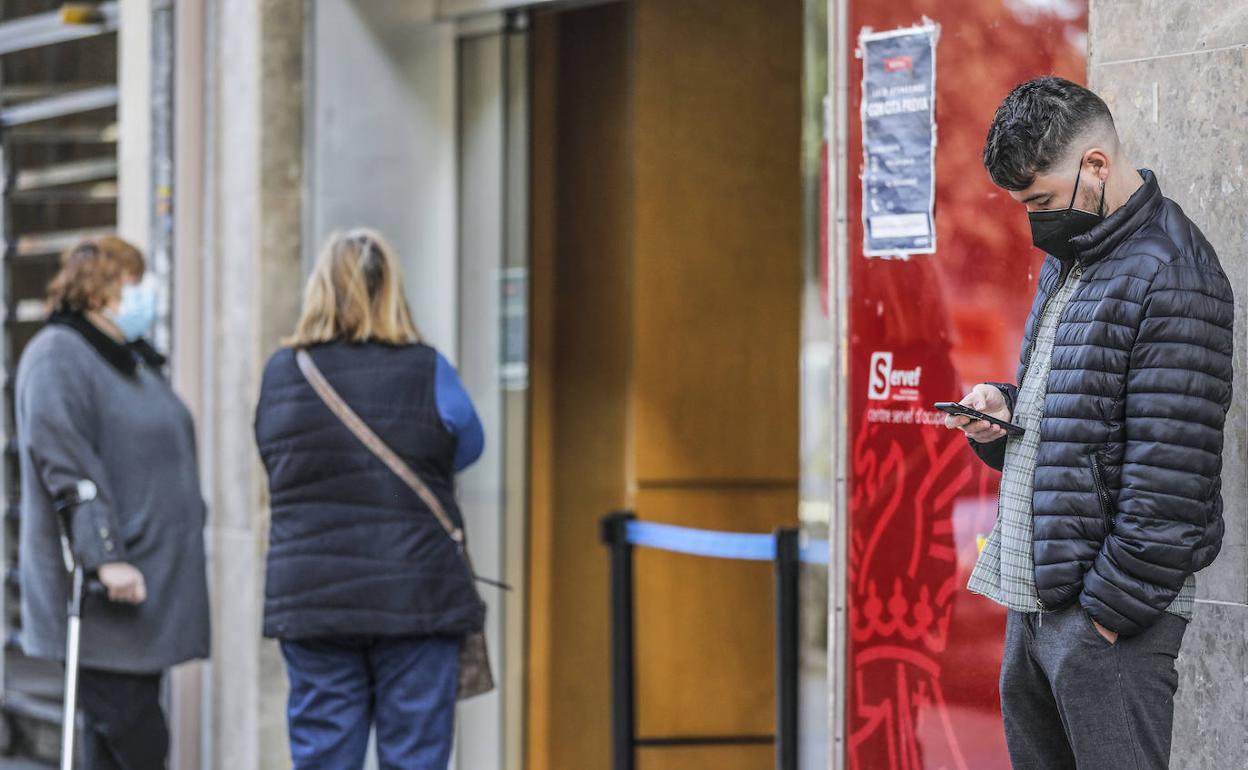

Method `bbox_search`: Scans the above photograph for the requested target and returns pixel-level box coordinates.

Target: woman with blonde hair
[255,229,484,770]
[16,235,210,769]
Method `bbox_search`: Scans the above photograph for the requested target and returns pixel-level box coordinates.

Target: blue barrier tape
[625,520,775,560]
[624,520,830,565]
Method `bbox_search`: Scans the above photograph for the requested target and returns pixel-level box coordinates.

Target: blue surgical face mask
[110,280,157,342]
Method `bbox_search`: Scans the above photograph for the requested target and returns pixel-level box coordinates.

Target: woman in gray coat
[15,236,210,770]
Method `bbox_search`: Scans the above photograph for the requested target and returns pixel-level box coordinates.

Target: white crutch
[54,478,99,770]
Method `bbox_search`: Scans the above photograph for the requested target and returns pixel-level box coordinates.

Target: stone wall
[1089,3,1248,767]
[205,0,305,766]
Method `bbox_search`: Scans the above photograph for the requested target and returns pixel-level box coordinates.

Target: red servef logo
[868,352,893,400]
[868,351,923,402]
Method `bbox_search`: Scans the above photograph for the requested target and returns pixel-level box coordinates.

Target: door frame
[825,0,851,768]
[454,11,531,770]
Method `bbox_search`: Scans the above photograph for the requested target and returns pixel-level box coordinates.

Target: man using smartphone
[945,77,1234,769]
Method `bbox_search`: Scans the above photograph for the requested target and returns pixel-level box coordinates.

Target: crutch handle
[53,480,99,575]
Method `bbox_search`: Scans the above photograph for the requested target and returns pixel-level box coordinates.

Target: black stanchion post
[774,528,800,770]
[602,511,638,770]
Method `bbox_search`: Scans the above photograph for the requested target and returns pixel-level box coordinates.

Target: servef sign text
[868,351,923,402]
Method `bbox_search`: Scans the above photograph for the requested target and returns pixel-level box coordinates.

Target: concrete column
[1089,3,1248,766]
[118,0,152,249]
[205,0,306,767]
[170,0,207,767]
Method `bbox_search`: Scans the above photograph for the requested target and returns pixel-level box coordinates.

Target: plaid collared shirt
[968,263,1196,619]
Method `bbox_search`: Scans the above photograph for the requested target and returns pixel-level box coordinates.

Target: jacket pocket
[1090,456,1114,533]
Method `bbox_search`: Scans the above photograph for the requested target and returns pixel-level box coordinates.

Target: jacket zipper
[1090,456,1113,532]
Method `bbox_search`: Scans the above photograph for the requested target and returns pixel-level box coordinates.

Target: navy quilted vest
[255,341,485,639]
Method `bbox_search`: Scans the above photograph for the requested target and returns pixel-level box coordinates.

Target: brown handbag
[295,349,495,700]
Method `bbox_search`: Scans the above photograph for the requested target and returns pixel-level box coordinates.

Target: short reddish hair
[46,236,145,313]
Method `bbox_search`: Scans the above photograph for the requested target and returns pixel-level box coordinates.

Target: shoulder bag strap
[295,348,464,545]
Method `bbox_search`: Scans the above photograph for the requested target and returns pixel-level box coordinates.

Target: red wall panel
[843,3,1087,768]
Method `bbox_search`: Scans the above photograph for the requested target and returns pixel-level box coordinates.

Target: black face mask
[1028,162,1106,261]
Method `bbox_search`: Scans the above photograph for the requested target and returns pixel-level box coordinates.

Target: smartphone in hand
[933,402,1026,438]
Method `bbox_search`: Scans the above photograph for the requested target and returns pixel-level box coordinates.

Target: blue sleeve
[434,352,485,472]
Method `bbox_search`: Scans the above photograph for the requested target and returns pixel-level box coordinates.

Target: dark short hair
[982,76,1115,190]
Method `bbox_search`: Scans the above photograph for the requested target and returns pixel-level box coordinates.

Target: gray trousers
[1001,603,1187,770]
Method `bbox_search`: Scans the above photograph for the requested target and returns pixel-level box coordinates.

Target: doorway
[526,1,805,768]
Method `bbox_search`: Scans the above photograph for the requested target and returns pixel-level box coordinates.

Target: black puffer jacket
[973,170,1234,636]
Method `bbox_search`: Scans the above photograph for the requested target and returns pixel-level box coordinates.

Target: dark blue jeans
[280,635,460,770]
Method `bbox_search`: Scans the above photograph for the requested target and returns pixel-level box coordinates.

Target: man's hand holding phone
[944,384,1013,443]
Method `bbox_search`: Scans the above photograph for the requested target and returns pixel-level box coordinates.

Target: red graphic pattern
[842,2,1088,767]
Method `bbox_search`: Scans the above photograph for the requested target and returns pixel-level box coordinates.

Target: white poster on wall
[859,22,939,258]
